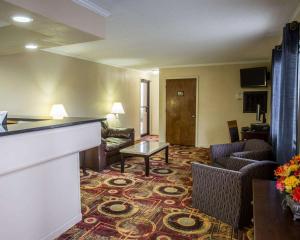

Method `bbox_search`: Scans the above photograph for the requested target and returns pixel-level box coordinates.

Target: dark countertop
[7,115,51,121]
[0,117,106,137]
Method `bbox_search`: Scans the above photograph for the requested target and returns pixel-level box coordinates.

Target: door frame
[140,79,150,137]
[164,76,199,147]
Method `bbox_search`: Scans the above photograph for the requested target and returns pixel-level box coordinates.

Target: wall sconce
[111,102,125,119]
[50,104,68,120]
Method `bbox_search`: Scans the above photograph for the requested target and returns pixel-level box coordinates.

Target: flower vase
[284,195,300,221]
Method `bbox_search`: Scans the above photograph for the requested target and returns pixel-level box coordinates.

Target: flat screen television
[240,67,267,88]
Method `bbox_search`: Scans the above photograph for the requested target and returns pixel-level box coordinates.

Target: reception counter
[0,117,104,240]
[0,117,104,136]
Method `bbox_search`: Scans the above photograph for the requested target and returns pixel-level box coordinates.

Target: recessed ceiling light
[25,44,38,50]
[12,15,33,23]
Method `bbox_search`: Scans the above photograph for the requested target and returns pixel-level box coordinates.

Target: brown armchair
[83,121,134,172]
[101,121,134,163]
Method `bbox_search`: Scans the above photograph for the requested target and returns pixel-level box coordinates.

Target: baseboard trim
[41,213,82,240]
[196,144,209,148]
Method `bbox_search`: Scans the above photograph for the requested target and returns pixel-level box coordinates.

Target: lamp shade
[111,102,125,114]
[0,111,8,124]
[50,104,68,119]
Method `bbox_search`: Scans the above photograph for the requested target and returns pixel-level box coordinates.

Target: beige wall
[159,62,271,147]
[0,51,157,139]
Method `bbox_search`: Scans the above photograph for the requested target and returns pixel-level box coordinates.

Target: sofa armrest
[192,162,242,228]
[210,141,245,161]
[100,137,108,153]
[240,161,278,181]
[225,157,257,171]
[95,138,108,170]
[231,150,273,161]
[237,161,278,227]
[107,128,135,141]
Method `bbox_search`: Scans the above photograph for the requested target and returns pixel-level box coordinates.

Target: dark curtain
[271,22,299,164]
[271,46,282,160]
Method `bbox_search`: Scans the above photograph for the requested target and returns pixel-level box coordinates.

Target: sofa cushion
[105,143,120,152]
[105,137,132,151]
[214,157,230,168]
[244,139,271,151]
[211,162,226,169]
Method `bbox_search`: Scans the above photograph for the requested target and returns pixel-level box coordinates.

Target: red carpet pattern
[57,145,237,240]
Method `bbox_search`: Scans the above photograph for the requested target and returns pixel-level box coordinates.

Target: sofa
[210,139,272,168]
[192,157,277,230]
[82,121,134,172]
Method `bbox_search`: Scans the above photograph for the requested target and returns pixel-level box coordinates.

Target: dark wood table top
[253,180,300,240]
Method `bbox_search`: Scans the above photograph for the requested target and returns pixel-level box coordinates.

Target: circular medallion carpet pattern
[116,217,156,238]
[57,144,241,240]
[153,185,188,197]
[163,212,211,235]
[150,168,176,176]
[104,177,135,188]
[110,163,136,170]
[97,200,139,218]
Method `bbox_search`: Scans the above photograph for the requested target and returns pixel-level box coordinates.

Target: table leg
[165,146,169,164]
[145,156,150,176]
[121,154,125,173]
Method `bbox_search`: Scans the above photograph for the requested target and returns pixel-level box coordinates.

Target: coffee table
[120,141,169,176]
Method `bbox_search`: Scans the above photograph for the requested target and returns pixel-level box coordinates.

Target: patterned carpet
[57,143,239,240]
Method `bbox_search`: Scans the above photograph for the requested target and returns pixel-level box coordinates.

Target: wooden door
[166,78,196,145]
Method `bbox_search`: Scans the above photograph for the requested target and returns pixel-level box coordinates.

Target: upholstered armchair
[210,139,272,168]
[192,157,277,229]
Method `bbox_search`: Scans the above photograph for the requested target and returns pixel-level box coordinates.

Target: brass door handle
[192,115,196,118]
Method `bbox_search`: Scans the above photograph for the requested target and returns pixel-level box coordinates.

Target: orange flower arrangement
[275,155,300,203]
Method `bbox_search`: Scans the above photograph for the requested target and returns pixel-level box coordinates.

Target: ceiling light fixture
[25,43,38,50]
[72,0,111,17]
[12,15,33,23]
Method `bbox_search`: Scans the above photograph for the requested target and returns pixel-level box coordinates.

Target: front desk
[0,117,103,240]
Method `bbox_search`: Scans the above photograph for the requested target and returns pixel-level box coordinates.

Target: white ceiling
[0,0,99,56]
[45,0,300,69]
